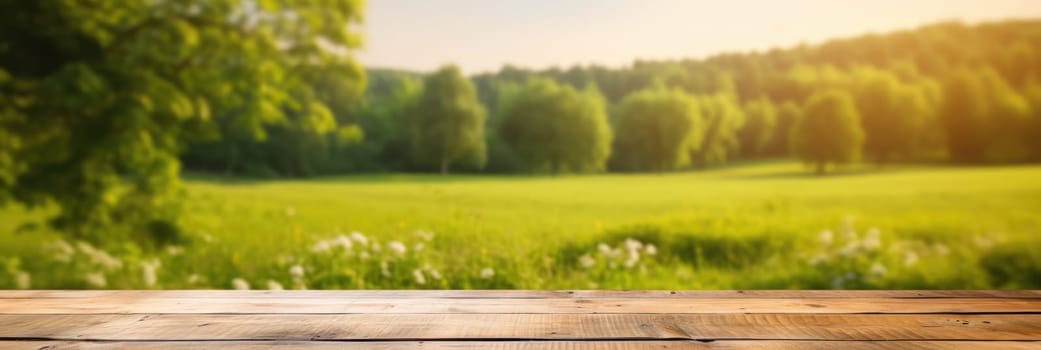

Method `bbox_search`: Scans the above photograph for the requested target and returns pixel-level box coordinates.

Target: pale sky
[356,0,1041,74]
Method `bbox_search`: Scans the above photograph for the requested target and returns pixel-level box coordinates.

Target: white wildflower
[869,263,888,277]
[412,269,427,285]
[838,241,860,257]
[141,259,160,287]
[578,254,596,269]
[165,245,184,256]
[49,240,75,263]
[861,227,881,250]
[311,240,332,253]
[934,243,950,255]
[903,251,919,266]
[78,243,122,271]
[624,256,639,268]
[14,271,30,289]
[285,206,296,217]
[644,244,658,255]
[380,261,391,277]
[266,280,284,290]
[624,248,640,268]
[415,230,435,241]
[479,267,495,279]
[597,243,620,258]
[231,278,250,290]
[413,243,425,253]
[84,272,107,288]
[359,251,371,260]
[808,253,827,266]
[428,269,443,280]
[94,251,123,271]
[861,235,881,250]
[387,241,407,255]
[818,230,834,245]
[624,238,643,252]
[75,241,98,255]
[289,265,305,278]
[332,235,353,250]
[187,274,201,285]
[349,231,368,245]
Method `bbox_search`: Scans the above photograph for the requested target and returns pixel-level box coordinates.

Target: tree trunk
[440,159,448,176]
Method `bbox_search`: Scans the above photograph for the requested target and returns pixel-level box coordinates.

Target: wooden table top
[2,290,1040,349]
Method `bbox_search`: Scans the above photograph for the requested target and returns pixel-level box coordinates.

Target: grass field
[2,162,1041,290]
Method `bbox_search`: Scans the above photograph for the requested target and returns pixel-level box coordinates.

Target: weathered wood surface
[4,296,1041,314]
[1,291,1039,349]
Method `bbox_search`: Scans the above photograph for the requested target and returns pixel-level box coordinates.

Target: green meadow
[3,162,1041,290]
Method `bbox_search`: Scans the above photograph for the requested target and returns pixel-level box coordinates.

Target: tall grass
[2,163,1040,289]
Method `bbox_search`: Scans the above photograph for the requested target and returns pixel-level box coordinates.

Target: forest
[183,20,1041,178]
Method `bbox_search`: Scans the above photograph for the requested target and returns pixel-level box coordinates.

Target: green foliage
[498,78,612,173]
[4,163,1041,289]
[349,72,423,171]
[410,65,487,174]
[166,19,1041,179]
[791,90,865,174]
[849,67,937,164]
[0,0,365,243]
[689,93,745,167]
[737,97,778,158]
[764,101,802,157]
[611,87,701,171]
[940,67,1032,163]
[980,241,1041,288]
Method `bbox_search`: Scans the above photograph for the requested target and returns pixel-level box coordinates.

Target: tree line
[2,0,1040,244]
[183,19,1041,178]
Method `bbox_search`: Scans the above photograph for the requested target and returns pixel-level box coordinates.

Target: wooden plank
[4,290,1040,299]
[2,297,1039,314]
[3,341,1041,350]
[2,314,1038,341]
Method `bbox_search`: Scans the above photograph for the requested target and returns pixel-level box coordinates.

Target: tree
[1024,79,1041,161]
[0,0,365,244]
[498,78,612,173]
[357,73,423,171]
[849,68,935,164]
[939,67,1032,163]
[737,97,778,158]
[611,87,701,171]
[791,90,865,174]
[689,93,745,167]
[411,65,487,175]
[764,101,801,157]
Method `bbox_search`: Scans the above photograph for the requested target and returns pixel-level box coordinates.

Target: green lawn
[3,162,1041,289]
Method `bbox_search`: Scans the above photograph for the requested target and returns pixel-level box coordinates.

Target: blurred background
[1,0,1040,290]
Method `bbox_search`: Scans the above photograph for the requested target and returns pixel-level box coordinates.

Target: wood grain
[3,341,1041,350]
[2,291,1037,349]
[2,313,1038,341]
[2,297,1038,314]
